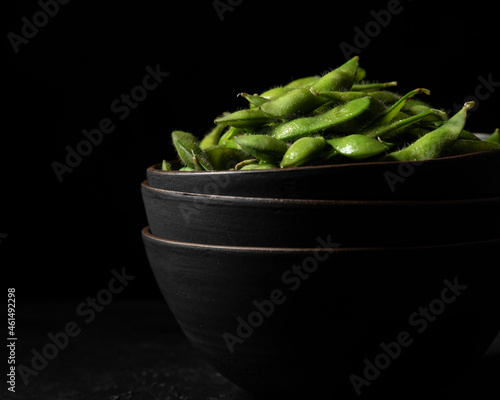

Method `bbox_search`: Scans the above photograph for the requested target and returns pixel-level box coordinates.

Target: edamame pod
[280,136,326,168]
[235,134,289,163]
[214,109,275,129]
[361,109,445,141]
[200,124,227,149]
[382,102,474,161]
[204,145,248,170]
[311,56,359,92]
[485,128,500,144]
[351,81,398,91]
[259,87,328,118]
[269,97,371,141]
[326,134,388,159]
[370,88,430,126]
[445,138,500,156]
[172,130,214,170]
[284,75,320,88]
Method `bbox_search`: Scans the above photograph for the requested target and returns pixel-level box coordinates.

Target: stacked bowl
[141,147,500,398]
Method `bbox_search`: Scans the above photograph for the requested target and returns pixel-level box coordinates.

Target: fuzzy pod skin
[269,97,372,141]
[172,130,214,170]
[382,102,474,161]
[259,87,328,118]
[284,75,320,88]
[360,108,445,141]
[235,134,289,163]
[200,124,227,149]
[214,109,275,129]
[280,136,326,168]
[204,145,249,170]
[311,56,359,92]
[326,134,388,160]
[485,128,500,144]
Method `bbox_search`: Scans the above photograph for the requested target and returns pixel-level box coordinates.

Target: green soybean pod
[239,92,269,108]
[269,97,371,141]
[361,109,445,141]
[311,56,359,92]
[204,145,248,170]
[214,109,275,129]
[219,126,244,145]
[200,124,227,149]
[161,160,172,171]
[445,138,500,156]
[485,128,500,144]
[351,81,398,91]
[284,75,320,88]
[371,88,431,126]
[235,134,289,163]
[171,130,214,170]
[382,102,474,161]
[326,134,388,160]
[239,162,279,170]
[259,86,294,99]
[259,87,328,118]
[280,136,326,167]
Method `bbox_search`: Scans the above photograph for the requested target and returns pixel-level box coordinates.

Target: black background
[2,1,499,299]
[1,1,500,398]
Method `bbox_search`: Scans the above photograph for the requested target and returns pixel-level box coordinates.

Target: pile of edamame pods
[164,57,500,171]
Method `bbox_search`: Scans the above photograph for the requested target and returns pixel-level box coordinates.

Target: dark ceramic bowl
[142,226,500,398]
[141,181,500,248]
[146,149,500,200]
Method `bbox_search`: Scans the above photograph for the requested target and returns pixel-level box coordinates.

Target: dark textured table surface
[7,299,500,400]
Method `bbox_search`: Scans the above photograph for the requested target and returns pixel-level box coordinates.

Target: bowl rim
[147,148,500,176]
[141,180,500,205]
[142,226,500,253]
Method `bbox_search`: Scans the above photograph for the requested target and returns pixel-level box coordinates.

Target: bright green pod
[239,162,279,170]
[204,145,248,170]
[326,134,388,160]
[351,81,398,91]
[259,87,328,118]
[369,90,402,104]
[381,102,474,161]
[445,138,500,156]
[311,56,359,92]
[239,92,269,108]
[259,86,294,99]
[269,97,371,141]
[235,134,289,163]
[218,126,244,146]
[373,88,430,126]
[200,124,227,149]
[172,130,213,170]
[485,128,500,144]
[280,136,326,168]
[354,67,367,83]
[161,160,172,171]
[361,109,446,141]
[214,109,275,129]
[284,75,320,88]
